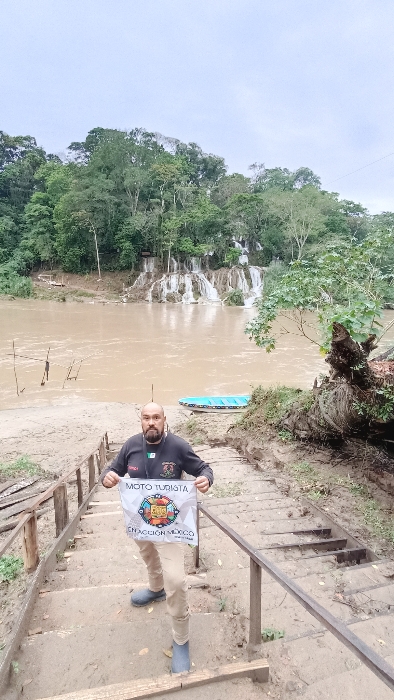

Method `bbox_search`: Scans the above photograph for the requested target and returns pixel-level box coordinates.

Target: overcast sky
[1,0,394,213]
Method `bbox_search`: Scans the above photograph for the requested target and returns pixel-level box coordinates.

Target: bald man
[100,402,213,673]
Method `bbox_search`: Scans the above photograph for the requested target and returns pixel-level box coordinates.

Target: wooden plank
[0,477,39,501]
[267,538,347,551]
[76,467,83,507]
[53,483,69,537]
[0,479,17,496]
[34,660,269,700]
[88,454,95,492]
[248,558,262,654]
[22,512,39,573]
[81,510,121,519]
[0,486,50,511]
[0,493,53,520]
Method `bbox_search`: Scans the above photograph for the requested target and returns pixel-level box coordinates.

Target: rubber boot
[130,588,166,607]
[171,641,190,673]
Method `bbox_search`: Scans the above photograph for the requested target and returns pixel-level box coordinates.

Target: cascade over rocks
[123,257,264,306]
[281,323,394,442]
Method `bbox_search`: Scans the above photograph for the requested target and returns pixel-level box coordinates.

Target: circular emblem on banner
[138,494,179,528]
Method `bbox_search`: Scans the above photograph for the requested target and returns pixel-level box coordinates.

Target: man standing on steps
[100,402,213,674]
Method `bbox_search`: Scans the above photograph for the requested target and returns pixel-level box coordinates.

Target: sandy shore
[0,401,189,474]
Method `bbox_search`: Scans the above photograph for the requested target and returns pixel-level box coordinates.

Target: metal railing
[0,433,108,572]
[196,502,394,693]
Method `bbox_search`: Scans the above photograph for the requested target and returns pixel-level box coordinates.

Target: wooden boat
[178,395,250,412]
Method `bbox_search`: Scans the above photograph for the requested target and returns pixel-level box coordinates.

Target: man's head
[141,402,166,444]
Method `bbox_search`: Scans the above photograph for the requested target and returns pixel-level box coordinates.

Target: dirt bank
[177,412,394,559]
[30,270,134,304]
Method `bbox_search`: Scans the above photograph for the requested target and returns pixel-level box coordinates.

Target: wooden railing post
[88,454,95,491]
[76,467,83,507]
[248,558,262,657]
[99,439,106,474]
[22,512,39,573]
[194,505,200,568]
[54,483,69,537]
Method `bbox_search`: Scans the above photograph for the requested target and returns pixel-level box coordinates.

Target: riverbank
[0,402,188,476]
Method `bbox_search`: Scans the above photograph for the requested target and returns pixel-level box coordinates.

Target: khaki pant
[135,540,189,645]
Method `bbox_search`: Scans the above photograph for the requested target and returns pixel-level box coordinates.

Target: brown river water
[1,299,394,411]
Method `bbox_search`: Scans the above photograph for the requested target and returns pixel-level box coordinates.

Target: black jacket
[101,432,213,486]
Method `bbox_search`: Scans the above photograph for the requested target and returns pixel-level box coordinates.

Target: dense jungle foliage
[1,126,393,301]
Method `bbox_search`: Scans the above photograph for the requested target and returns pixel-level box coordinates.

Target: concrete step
[268,635,394,698]
[7,613,249,700]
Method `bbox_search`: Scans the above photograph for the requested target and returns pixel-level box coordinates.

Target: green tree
[246,228,394,353]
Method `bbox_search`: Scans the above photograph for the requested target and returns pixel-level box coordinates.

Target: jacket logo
[128,465,139,472]
[160,461,176,478]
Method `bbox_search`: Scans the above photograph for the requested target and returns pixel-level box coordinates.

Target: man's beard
[144,427,164,443]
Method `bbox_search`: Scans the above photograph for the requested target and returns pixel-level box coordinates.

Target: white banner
[118,478,198,545]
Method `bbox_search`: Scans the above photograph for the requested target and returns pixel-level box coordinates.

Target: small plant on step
[262,627,285,642]
[0,555,23,583]
[218,597,227,612]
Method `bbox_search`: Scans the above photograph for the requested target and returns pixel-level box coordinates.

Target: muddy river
[1,299,393,410]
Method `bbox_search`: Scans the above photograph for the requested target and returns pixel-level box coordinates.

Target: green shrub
[224,289,244,306]
[0,263,32,297]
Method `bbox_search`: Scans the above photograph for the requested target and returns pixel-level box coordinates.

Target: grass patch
[0,455,40,480]
[361,499,394,544]
[72,289,95,298]
[210,482,243,498]
[238,385,314,432]
[183,417,206,446]
[286,462,330,500]
[0,555,24,583]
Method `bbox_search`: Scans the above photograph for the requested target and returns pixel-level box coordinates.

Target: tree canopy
[0,126,393,300]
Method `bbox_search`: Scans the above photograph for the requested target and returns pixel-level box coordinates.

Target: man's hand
[195,476,210,494]
[102,470,121,488]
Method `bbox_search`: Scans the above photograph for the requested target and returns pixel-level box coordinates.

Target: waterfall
[235,269,249,294]
[127,260,263,306]
[244,266,263,308]
[238,253,249,265]
[182,274,195,304]
[143,257,156,273]
[196,273,220,301]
